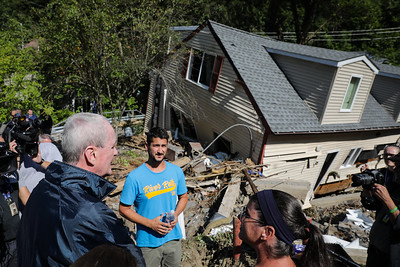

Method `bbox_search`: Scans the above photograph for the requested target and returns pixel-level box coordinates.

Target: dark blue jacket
[17,161,145,267]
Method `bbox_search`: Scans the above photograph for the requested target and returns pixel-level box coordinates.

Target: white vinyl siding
[162,25,264,162]
[321,61,375,124]
[262,130,399,190]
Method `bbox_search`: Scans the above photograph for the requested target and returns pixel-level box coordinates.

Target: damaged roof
[203,20,400,134]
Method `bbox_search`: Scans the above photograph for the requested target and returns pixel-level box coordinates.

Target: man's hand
[149,214,173,235]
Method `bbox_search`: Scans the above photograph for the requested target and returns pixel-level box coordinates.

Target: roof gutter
[273,125,400,135]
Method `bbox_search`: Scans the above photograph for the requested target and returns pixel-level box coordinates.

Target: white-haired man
[17,113,145,267]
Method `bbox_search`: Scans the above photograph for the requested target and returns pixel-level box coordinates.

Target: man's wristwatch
[39,158,45,165]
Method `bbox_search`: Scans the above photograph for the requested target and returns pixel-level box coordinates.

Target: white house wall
[322,61,375,124]
[163,26,265,162]
[263,130,399,190]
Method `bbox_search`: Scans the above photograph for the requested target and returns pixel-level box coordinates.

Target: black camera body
[1,115,42,156]
[352,169,385,189]
[0,142,18,174]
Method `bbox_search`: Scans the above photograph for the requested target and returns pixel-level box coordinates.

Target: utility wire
[260,26,400,35]
[276,29,400,39]
[279,36,400,42]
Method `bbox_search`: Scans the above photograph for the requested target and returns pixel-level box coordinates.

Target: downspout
[162,87,167,128]
[258,129,270,168]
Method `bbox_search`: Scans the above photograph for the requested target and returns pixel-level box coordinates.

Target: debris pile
[106,134,374,266]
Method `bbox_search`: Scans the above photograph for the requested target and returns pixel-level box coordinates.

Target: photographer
[360,145,400,266]
[0,136,19,267]
[18,134,62,206]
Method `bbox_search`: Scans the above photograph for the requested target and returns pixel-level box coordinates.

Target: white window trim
[186,48,217,90]
[340,147,363,169]
[340,74,363,112]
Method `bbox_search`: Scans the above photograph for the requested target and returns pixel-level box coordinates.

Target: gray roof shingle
[207,20,400,134]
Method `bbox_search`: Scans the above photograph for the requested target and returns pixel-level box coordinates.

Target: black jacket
[17,161,145,267]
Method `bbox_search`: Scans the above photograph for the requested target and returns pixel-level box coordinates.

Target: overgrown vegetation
[1,0,400,123]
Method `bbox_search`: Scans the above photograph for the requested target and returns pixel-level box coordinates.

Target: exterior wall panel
[322,61,375,124]
[263,130,399,190]
[162,26,265,162]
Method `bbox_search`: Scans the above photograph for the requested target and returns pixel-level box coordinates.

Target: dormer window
[341,75,362,111]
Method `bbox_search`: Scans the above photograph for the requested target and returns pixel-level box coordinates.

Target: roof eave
[266,48,379,74]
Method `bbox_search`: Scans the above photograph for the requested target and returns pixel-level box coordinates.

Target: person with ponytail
[238,189,332,267]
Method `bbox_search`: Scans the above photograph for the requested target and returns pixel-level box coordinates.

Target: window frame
[186,48,217,90]
[340,147,363,168]
[340,74,363,112]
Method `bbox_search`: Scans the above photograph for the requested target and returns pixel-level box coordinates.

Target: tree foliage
[1,0,400,125]
[0,20,46,122]
[188,0,400,65]
[38,0,187,128]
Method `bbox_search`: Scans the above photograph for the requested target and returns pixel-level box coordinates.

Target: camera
[0,142,18,174]
[1,114,42,156]
[352,169,385,189]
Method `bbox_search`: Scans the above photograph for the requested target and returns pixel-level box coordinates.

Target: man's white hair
[62,113,110,164]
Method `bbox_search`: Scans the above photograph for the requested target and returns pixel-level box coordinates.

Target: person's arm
[372,183,399,224]
[19,186,30,206]
[119,203,172,235]
[30,147,51,169]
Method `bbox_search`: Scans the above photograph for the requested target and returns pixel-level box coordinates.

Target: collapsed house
[144,20,400,206]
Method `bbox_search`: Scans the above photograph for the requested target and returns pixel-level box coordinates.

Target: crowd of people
[1,108,400,267]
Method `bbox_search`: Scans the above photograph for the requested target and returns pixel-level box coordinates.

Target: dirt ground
[106,137,370,267]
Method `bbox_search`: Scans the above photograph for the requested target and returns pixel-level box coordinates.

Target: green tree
[38,0,186,129]
[0,20,46,122]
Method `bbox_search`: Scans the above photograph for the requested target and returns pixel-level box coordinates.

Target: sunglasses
[383,153,397,159]
[238,209,265,225]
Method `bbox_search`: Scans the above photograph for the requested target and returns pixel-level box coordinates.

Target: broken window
[186,48,223,93]
[341,147,363,168]
[341,75,362,111]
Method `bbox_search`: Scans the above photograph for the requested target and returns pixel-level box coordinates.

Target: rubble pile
[106,135,374,266]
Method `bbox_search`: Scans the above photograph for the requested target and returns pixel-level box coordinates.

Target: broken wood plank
[242,168,259,194]
[343,248,367,266]
[171,156,191,168]
[124,143,146,151]
[217,174,241,218]
[211,166,228,174]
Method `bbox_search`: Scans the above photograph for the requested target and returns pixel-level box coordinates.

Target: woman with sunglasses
[239,189,332,267]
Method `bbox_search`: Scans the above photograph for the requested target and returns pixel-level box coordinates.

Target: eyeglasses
[238,209,265,225]
[383,153,397,158]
